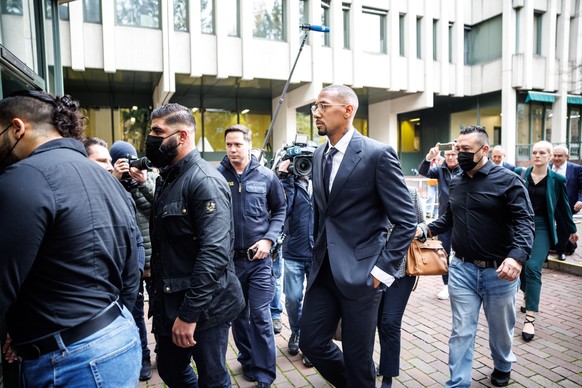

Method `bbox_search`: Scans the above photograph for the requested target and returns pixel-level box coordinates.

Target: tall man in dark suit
[551,145,582,260]
[299,85,417,387]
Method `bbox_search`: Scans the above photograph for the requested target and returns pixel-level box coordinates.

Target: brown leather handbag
[406,232,449,276]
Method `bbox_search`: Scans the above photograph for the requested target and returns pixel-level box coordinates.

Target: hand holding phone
[247,247,258,261]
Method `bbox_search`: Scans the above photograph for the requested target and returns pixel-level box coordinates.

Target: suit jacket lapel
[328,132,363,204]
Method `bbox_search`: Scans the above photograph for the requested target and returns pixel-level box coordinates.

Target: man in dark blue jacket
[218,124,286,388]
[146,104,244,387]
[551,145,582,260]
[418,143,462,299]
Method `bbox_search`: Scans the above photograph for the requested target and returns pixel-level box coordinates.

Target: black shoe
[242,366,256,382]
[139,358,152,381]
[490,368,511,386]
[273,318,282,334]
[522,314,535,341]
[257,383,272,388]
[558,254,566,261]
[288,332,300,356]
[302,356,313,368]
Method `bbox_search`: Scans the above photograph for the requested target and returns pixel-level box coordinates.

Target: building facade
[3,0,582,171]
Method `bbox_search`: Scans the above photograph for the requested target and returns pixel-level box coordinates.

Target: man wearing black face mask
[419,126,535,388]
[146,103,244,387]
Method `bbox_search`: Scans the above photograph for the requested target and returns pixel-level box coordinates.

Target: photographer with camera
[218,124,286,388]
[109,140,156,381]
[273,136,315,368]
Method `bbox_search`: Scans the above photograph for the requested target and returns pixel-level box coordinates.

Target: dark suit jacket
[549,161,582,212]
[309,130,417,298]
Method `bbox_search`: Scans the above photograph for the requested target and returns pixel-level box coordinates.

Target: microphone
[300,23,330,33]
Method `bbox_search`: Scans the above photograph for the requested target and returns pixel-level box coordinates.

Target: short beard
[317,128,328,136]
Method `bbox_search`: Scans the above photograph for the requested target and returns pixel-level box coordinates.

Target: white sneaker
[437,285,449,300]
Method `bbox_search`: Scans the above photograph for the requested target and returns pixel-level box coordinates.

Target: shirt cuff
[371,266,395,288]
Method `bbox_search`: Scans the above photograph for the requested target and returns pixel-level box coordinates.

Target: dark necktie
[323,147,338,198]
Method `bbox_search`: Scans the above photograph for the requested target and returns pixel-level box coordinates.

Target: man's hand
[129,168,147,185]
[372,275,380,288]
[142,268,151,279]
[570,233,579,242]
[278,159,291,174]
[249,239,273,260]
[574,201,582,213]
[112,158,129,181]
[172,317,197,348]
[425,144,440,162]
[496,258,522,281]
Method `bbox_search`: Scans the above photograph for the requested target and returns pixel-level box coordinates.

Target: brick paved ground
[139,255,582,387]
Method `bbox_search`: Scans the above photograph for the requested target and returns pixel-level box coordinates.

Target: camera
[127,154,152,171]
[271,134,317,178]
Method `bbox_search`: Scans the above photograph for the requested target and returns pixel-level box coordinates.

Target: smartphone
[247,247,258,261]
[437,141,456,151]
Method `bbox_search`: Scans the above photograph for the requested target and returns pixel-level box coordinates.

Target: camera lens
[129,157,152,170]
[294,157,312,177]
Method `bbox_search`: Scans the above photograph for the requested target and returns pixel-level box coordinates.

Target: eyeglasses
[311,103,347,114]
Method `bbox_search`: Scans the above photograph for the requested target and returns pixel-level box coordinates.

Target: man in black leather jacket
[146,103,245,387]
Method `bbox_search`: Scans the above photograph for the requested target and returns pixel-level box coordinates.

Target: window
[174,0,188,32]
[343,3,350,49]
[226,0,239,37]
[464,16,502,65]
[416,17,422,59]
[321,1,330,47]
[84,0,102,24]
[399,14,405,56]
[2,0,22,15]
[433,19,438,60]
[253,0,286,41]
[201,0,214,34]
[362,7,387,54]
[534,12,543,55]
[46,2,70,21]
[116,0,160,28]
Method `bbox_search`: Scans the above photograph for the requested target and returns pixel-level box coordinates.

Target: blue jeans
[283,259,312,333]
[270,251,283,320]
[446,256,519,388]
[232,256,276,384]
[131,280,150,361]
[156,322,231,388]
[21,304,140,387]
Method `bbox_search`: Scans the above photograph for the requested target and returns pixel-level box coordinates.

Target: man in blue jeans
[270,252,284,334]
[422,126,534,387]
[276,159,314,367]
[0,91,141,386]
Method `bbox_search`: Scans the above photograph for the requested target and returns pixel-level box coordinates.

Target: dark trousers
[377,275,416,377]
[299,256,383,388]
[131,281,151,361]
[232,256,276,384]
[156,323,231,388]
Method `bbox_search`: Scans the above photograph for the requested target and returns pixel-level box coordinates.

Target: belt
[13,303,122,360]
[458,256,499,269]
[233,249,248,260]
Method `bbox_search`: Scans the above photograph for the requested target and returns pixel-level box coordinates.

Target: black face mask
[145,131,180,168]
[457,145,484,172]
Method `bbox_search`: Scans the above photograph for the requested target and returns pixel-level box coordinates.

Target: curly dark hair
[0,90,87,140]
